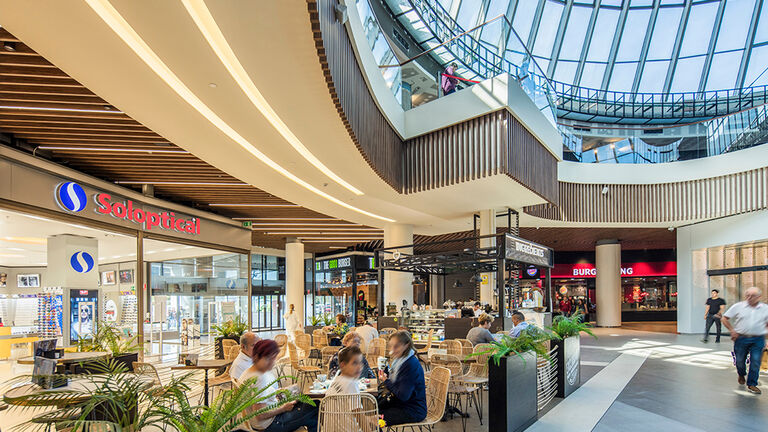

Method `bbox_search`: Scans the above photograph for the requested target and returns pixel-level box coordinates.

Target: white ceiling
[0,209,230,268]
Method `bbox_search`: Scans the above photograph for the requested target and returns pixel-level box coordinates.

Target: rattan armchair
[288,342,321,390]
[386,366,450,432]
[319,393,379,432]
[430,354,482,431]
[320,346,341,374]
[313,329,329,349]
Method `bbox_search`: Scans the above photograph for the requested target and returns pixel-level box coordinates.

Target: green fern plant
[161,376,315,432]
[322,313,335,326]
[211,316,248,338]
[472,325,559,366]
[308,314,323,326]
[78,321,139,355]
[548,313,597,339]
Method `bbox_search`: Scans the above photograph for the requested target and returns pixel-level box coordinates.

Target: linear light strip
[0,105,125,113]
[38,146,188,153]
[209,203,300,207]
[83,0,394,223]
[181,0,363,196]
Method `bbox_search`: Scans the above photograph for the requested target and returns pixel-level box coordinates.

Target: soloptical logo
[56,182,88,212]
[226,280,236,289]
[70,251,95,273]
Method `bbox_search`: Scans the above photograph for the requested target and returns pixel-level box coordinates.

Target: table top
[305,383,378,399]
[17,351,111,365]
[171,359,231,370]
[4,380,96,406]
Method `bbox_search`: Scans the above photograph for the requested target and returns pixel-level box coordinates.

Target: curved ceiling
[389,0,768,94]
[0,0,549,236]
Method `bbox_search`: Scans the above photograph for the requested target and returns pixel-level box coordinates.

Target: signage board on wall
[505,234,553,267]
[550,261,677,279]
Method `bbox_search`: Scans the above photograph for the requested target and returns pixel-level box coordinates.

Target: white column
[478,210,496,305]
[285,239,305,326]
[384,223,413,312]
[596,240,621,327]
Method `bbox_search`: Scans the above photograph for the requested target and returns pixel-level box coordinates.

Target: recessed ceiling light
[3,42,16,52]
[208,82,217,88]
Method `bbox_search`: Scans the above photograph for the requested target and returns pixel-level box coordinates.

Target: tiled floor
[1,326,765,431]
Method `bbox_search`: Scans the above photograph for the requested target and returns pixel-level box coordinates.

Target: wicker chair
[430,354,481,431]
[456,339,473,357]
[293,330,305,340]
[386,366,450,432]
[439,340,463,356]
[459,343,492,423]
[416,329,435,354]
[379,327,397,338]
[366,338,387,367]
[132,362,162,386]
[320,346,341,374]
[319,393,379,432]
[295,333,313,362]
[288,342,321,390]
[226,344,241,360]
[222,339,238,356]
[313,329,328,349]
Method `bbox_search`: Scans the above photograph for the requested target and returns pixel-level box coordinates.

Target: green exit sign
[242,221,252,228]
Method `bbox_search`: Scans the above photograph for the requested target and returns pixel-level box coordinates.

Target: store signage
[56,182,87,212]
[69,251,95,273]
[551,261,677,279]
[526,267,539,277]
[316,256,352,270]
[54,181,200,235]
[225,280,236,289]
[505,234,553,267]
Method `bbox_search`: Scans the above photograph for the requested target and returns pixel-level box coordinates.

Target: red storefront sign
[550,261,676,278]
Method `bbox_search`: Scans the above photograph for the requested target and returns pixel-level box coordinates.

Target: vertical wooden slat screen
[523,167,768,223]
[308,0,402,191]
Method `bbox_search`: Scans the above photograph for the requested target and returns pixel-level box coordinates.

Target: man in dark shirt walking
[702,289,726,343]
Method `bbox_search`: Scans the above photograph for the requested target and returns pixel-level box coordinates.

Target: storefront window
[251,254,285,330]
[621,277,676,311]
[706,240,768,304]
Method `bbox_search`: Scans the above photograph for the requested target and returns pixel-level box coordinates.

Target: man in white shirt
[722,287,768,394]
[473,302,483,317]
[509,311,530,338]
[230,331,258,380]
[355,321,379,354]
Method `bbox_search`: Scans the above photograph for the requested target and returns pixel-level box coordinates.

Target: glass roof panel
[456,0,482,29]
[646,6,683,60]
[744,45,768,86]
[609,62,639,92]
[755,0,768,43]
[586,7,620,62]
[706,50,743,90]
[715,0,756,52]
[679,2,719,57]
[581,62,607,88]
[559,5,593,61]
[511,0,540,44]
[616,8,652,61]
[532,1,564,58]
[638,60,669,92]
[670,55,706,92]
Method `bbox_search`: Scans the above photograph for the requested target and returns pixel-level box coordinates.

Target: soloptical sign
[55,181,200,235]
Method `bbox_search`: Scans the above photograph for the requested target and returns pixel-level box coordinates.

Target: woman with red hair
[240,339,318,432]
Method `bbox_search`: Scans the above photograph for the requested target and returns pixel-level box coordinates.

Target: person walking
[721,287,768,395]
[284,304,301,340]
[702,289,726,343]
[441,62,458,96]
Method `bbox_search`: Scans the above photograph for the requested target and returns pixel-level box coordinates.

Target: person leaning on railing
[377,330,427,426]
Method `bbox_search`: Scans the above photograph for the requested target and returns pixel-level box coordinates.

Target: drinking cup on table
[317,374,327,382]
[377,356,387,370]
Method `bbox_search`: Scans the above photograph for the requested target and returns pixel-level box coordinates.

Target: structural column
[384,223,413,312]
[285,239,305,325]
[478,210,496,306]
[596,239,621,327]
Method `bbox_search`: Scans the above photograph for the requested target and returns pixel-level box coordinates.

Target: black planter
[215,336,239,359]
[305,325,321,335]
[112,352,139,372]
[488,351,538,432]
[553,336,581,398]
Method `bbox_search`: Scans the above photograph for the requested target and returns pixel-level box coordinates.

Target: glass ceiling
[389,0,768,94]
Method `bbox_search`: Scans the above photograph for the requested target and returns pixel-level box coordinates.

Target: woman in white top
[284,304,300,340]
[240,339,318,432]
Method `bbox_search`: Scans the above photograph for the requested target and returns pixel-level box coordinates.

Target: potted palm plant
[77,321,139,372]
[478,325,558,432]
[548,312,596,397]
[212,316,248,359]
[304,314,324,335]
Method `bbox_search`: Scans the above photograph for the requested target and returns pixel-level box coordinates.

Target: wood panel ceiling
[0,29,382,252]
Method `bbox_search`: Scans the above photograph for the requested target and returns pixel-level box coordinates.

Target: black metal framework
[375,233,554,329]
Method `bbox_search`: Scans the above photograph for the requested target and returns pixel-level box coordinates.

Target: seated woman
[466,313,495,345]
[240,340,318,432]
[377,331,427,426]
[323,314,350,346]
[327,331,376,379]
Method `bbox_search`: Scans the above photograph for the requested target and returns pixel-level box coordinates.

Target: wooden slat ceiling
[0,29,382,253]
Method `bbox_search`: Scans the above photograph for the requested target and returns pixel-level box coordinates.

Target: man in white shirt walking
[230,331,259,380]
[355,320,379,354]
[722,287,768,395]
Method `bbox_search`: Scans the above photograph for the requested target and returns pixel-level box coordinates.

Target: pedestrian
[441,62,458,96]
[721,287,768,395]
[702,289,726,343]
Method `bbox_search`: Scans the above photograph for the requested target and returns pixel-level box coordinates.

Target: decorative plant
[308,314,323,326]
[548,313,597,340]
[212,316,248,339]
[78,321,139,355]
[8,358,192,431]
[162,376,315,432]
[322,313,335,326]
[473,325,559,366]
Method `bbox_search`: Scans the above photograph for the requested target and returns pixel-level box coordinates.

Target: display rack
[120,294,137,327]
[405,309,446,342]
[37,288,63,338]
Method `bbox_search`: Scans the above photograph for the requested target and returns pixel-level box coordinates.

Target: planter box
[553,336,581,398]
[214,336,239,359]
[488,351,538,432]
[304,325,321,335]
[113,352,139,372]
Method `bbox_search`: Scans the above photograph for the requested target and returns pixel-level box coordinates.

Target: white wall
[0,266,49,293]
[677,209,768,333]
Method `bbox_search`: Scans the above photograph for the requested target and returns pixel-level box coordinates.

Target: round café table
[171,359,231,406]
[17,351,111,368]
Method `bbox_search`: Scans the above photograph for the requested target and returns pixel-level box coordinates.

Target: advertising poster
[70,289,98,341]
